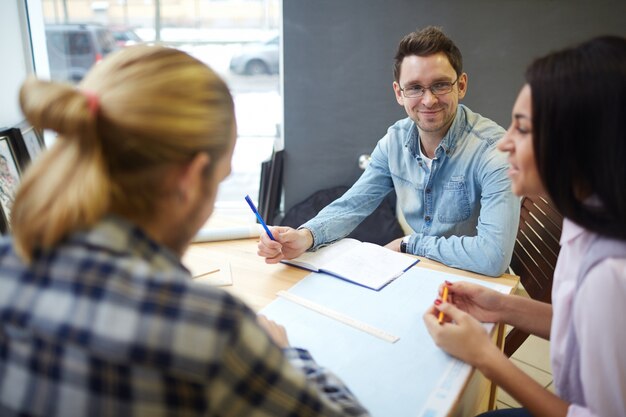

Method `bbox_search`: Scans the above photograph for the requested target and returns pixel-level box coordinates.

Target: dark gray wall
[281,0,626,214]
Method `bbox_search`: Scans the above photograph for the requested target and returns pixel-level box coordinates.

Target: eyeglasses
[399,78,459,98]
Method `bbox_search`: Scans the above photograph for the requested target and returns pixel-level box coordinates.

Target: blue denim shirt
[302,104,520,277]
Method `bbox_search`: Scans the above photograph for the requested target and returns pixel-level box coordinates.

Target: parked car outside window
[108,26,143,48]
[229,35,279,76]
[46,23,118,83]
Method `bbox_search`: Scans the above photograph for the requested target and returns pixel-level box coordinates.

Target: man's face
[393,53,467,139]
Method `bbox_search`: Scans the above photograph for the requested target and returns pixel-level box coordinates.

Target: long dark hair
[526,36,626,239]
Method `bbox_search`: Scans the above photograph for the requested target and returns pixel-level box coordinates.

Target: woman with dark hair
[423,36,626,417]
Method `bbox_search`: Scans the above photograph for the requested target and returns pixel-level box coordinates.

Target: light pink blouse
[551,218,626,417]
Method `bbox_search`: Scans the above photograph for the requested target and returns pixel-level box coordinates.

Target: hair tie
[83,90,100,117]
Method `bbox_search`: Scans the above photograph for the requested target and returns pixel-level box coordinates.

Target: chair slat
[520,209,561,263]
[530,197,563,235]
[505,196,563,357]
[515,226,557,284]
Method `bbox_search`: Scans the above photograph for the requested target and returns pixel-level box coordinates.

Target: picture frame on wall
[0,127,29,171]
[15,120,46,167]
[0,129,23,234]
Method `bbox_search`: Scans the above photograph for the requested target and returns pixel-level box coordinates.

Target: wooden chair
[504,196,564,357]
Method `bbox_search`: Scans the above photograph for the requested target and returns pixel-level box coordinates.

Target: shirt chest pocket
[437,176,471,223]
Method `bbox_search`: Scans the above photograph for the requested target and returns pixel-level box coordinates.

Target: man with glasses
[258,26,519,277]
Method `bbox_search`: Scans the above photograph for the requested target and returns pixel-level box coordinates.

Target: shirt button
[425,216,431,222]
[426,188,431,194]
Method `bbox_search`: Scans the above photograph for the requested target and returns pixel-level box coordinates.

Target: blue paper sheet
[261,266,510,417]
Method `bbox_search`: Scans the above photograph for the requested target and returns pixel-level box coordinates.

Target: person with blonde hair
[0,45,369,416]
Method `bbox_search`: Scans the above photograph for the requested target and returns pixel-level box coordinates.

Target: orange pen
[438,285,449,324]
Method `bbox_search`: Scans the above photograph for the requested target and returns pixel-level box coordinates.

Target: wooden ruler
[276,290,400,344]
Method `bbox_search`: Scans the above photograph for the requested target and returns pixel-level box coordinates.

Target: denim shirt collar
[404,104,468,160]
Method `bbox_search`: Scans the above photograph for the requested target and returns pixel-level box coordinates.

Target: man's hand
[257,226,314,264]
[385,237,403,252]
[257,315,290,348]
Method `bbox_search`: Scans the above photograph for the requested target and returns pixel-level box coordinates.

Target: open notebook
[282,238,418,290]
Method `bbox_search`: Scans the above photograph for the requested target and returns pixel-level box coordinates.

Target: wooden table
[187,228,518,417]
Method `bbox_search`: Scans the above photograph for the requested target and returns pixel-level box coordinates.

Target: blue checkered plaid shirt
[0,216,369,416]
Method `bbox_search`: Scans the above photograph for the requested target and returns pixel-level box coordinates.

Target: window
[68,32,91,55]
[95,29,116,54]
[35,0,281,223]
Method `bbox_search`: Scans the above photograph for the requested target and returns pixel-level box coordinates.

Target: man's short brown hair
[393,26,463,82]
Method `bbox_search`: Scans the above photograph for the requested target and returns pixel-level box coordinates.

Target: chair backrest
[504,196,563,357]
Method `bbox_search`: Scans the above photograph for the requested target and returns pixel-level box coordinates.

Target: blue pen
[244,195,276,240]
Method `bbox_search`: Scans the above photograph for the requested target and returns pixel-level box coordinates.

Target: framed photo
[14,120,46,168]
[0,132,22,234]
[0,127,28,172]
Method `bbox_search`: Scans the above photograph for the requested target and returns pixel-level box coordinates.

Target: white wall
[0,1,48,128]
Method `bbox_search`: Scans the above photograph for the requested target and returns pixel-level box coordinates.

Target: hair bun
[19,77,97,142]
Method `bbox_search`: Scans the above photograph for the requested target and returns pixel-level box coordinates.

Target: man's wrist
[300,227,314,250]
[400,235,411,253]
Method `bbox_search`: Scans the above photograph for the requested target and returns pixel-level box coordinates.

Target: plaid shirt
[0,216,369,416]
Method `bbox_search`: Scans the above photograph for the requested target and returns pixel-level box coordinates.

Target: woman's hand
[440,281,506,323]
[423,301,500,367]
